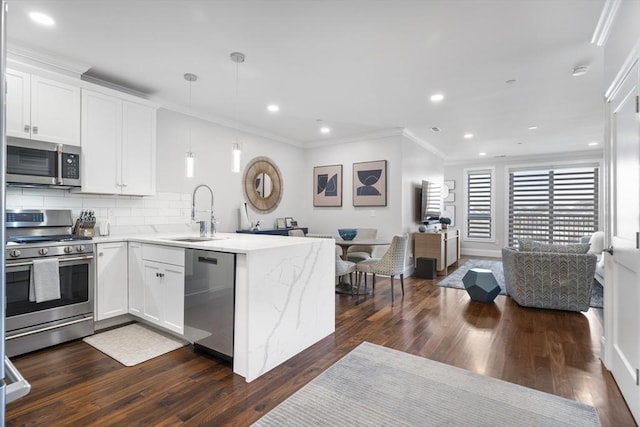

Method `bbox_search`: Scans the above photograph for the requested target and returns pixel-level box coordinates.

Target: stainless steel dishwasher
[184,249,235,361]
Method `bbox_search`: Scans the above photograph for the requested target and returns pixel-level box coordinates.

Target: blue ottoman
[462,268,500,303]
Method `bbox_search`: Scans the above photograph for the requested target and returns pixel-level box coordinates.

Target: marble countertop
[91,232,328,254]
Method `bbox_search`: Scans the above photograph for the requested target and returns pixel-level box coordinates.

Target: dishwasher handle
[198,256,218,265]
[5,356,31,403]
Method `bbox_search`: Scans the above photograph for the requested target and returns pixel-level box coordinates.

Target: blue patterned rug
[438,259,603,309]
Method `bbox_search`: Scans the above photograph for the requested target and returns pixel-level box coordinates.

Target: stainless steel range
[5,209,94,357]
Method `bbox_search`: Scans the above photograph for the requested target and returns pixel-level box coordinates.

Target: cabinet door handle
[156,272,165,278]
[32,126,38,134]
[23,124,30,133]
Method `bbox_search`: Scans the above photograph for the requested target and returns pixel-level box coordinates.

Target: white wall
[400,136,446,258]
[303,133,444,257]
[155,108,306,232]
[303,135,402,242]
[444,150,604,257]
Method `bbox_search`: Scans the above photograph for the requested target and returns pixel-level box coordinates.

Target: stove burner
[6,234,93,244]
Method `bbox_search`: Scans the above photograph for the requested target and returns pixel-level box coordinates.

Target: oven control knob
[64,246,74,254]
[76,245,85,252]
[39,248,48,255]
[9,250,21,258]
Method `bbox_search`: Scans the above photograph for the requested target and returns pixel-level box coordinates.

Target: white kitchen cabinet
[95,242,129,321]
[128,242,144,316]
[6,69,81,146]
[132,244,185,335]
[81,89,156,195]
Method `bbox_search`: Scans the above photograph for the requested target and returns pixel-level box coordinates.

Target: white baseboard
[460,248,502,258]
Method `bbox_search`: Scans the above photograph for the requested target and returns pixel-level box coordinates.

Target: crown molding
[591,0,621,47]
[305,128,405,149]
[158,99,304,148]
[7,44,91,77]
[401,129,447,159]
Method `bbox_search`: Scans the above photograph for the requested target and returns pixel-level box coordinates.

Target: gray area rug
[438,259,603,308]
[253,342,601,426]
[83,323,187,367]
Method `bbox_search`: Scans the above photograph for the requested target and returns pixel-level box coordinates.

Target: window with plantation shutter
[508,166,599,247]
[466,169,493,240]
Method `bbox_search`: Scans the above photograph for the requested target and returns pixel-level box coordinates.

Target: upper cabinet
[81,89,157,196]
[6,69,81,146]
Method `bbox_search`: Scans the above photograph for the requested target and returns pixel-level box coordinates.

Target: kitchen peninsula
[99,232,335,382]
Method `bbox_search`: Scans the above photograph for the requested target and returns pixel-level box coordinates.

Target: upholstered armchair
[502,242,597,312]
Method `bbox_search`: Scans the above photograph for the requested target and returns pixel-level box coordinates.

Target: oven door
[6,138,59,186]
[5,254,94,333]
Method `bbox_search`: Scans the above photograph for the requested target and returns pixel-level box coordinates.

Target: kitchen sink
[167,236,229,242]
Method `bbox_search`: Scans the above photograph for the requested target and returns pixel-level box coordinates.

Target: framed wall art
[353,160,387,207]
[313,164,343,207]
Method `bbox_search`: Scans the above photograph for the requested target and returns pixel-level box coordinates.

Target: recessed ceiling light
[267,104,279,112]
[430,127,441,133]
[588,141,599,146]
[479,152,487,156]
[506,79,517,84]
[320,126,331,134]
[572,65,590,77]
[463,133,474,139]
[430,93,444,103]
[29,11,55,26]
[527,126,538,130]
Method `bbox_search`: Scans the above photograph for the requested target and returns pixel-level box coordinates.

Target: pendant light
[184,72,197,178]
[230,52,245,173]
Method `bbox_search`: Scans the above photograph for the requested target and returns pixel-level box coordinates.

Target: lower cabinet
[95,242,129,321]
[128,243,185,334]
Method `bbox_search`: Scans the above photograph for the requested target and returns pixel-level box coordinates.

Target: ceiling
[6,0,606,161]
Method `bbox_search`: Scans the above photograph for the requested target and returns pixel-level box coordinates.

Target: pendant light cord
[188,78,193,153]
[234,57,239,146]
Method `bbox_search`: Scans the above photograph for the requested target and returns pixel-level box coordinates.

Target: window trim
[463,167,495,243]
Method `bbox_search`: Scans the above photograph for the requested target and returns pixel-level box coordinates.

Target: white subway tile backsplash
[80,197,118,208]
[8,189,188,228]
[144,199,170,209]
[43,197,84,208]
[115,216,145,226]
[6,195,44,208]
[157,192,182,201]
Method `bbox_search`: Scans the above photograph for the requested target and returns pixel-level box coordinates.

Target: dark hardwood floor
[7,259,636,426]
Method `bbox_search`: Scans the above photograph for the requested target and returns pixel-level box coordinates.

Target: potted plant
[439,217,451,230]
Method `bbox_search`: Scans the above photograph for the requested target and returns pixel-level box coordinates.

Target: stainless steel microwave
[6,138,81,188]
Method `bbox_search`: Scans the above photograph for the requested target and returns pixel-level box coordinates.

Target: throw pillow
[588,231,605,254]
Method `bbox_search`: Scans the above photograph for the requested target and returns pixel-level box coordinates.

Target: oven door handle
[6,254,94,268]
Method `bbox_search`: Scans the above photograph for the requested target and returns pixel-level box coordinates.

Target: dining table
[334,238,391,295]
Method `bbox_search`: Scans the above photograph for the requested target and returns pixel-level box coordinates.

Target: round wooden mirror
[243,156,283,213]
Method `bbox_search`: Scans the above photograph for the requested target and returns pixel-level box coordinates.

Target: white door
[128,242,144,316]
[606,59,640,423]
[95,243,128,321]
[162,265,185,334]
[5,69,30,139]
[121,101,156,195]
[80,90,122,194]
[30,75,81,145]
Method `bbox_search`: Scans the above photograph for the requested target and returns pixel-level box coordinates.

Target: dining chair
[336,245,356,290]
[355,234,408,302]
[346,228,377,263]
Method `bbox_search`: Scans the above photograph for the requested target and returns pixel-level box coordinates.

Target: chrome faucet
[191,184,217,236]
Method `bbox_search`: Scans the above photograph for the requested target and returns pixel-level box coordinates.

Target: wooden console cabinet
[414,229,460,274]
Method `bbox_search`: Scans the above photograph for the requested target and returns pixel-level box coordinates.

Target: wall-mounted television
[421,180,441,223]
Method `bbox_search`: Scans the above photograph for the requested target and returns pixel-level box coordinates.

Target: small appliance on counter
[73,209,96,237]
